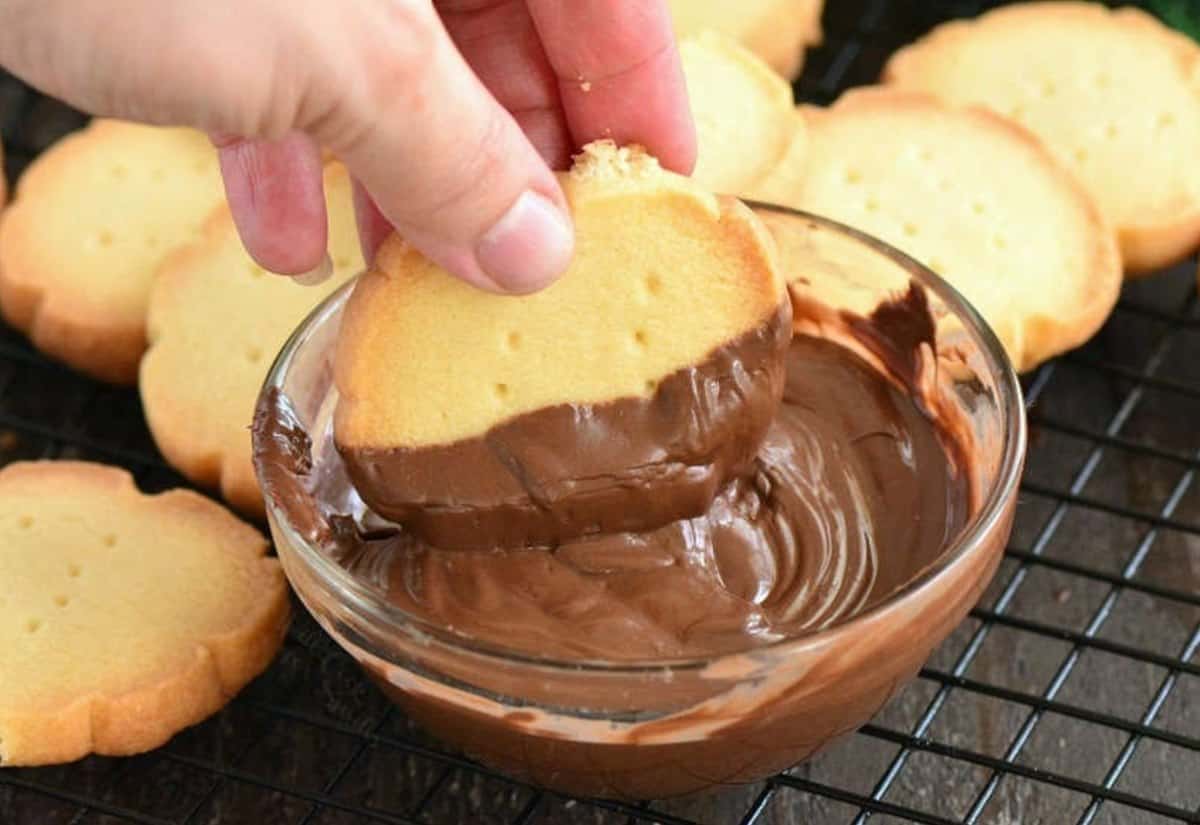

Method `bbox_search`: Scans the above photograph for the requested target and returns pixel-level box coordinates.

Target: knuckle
[356,3,440,108]
[423,115,512,221]
[294,1,438,149]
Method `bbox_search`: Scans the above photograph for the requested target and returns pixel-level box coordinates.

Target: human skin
[0,0,697,293]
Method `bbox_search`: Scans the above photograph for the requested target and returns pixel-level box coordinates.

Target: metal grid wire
[1,1,1198,823]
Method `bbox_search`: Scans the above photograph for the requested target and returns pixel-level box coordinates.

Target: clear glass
[254,205,1026,800]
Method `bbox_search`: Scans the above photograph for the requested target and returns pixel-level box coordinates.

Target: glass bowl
[252,205,1026,801]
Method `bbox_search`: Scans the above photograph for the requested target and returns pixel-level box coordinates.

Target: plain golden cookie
[682,32,805,196]
[0,461,289,767]
[754,87,1121,372]
[0,120,225,383]
[883,2,1200,273]
[140,163,362,518]
[670,0,823,79]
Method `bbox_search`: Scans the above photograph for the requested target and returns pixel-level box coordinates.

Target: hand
[0,0,696,293]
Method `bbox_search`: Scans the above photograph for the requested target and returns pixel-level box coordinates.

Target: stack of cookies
[751,1,1200,372]
[883,4,1200,274]
[0,120,298,767]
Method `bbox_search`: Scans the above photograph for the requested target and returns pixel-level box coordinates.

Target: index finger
[525,0,696,175]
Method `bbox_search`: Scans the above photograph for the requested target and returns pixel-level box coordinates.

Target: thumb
[332,9,574,294]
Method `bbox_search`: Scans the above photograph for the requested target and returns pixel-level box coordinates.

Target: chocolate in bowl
[252,206,1026,800]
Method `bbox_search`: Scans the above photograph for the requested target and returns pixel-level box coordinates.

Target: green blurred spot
[1147,0,1200,42]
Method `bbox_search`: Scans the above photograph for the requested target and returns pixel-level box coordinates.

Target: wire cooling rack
[1,2,1198,823]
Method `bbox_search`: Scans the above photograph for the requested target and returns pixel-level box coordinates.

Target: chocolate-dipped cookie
[334,141,790,550]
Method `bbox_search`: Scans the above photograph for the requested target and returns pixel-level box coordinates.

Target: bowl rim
[257,203,1028,674]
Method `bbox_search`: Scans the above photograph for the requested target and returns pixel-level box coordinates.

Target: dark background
[1,1,1198,823]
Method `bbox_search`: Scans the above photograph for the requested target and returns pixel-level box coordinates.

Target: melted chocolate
[252,285,1001,799]
[254,288,971,660]
[337,302,793,550]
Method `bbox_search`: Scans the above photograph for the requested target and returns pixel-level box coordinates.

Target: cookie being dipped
[334,141,791,550]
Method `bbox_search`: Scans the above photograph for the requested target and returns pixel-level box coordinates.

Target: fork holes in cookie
[864,197,880,213]
[111,164,128,180]
[248,264,265,279]
[1104,124,1119,140]
[1095,73,1111,90]
[633,330,649,349]
[644,380,657,394]
[245,346,263,364]
[493,383,510,400]
[971,201,987,216]
[1040,80,1057,98]
[916,148,933,162]
[145,234,160,249]
[845,169,863,185]
[335,256,352,270]
[67,563,81,578]
[1073,147,1089,165]
[102,533,117,548]
[97,231,114,249]
[1158,112,1177,130]
[993,235,1008,251]
[53,595,68,608]
[928,257,946,273]
[17,515,32,529]
[25,618,41,633]
[902,222,920,238]
[505,331,521,351]
[151,168,166,182]
[644,274,663,297]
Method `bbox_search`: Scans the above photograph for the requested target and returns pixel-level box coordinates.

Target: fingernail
[477,191,574,294]
[293,251,333,286]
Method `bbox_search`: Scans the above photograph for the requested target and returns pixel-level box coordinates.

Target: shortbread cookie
[670,0,823,79]
[883,2,1200,273]
[682,32,805,196]
[0,461,288,767]
[754,87,1121,372]
[141,163,362,518]
[335,141,790,549]
[0,120,224,383]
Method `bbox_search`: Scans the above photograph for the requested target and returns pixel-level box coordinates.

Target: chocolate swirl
[255,286,971,660]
